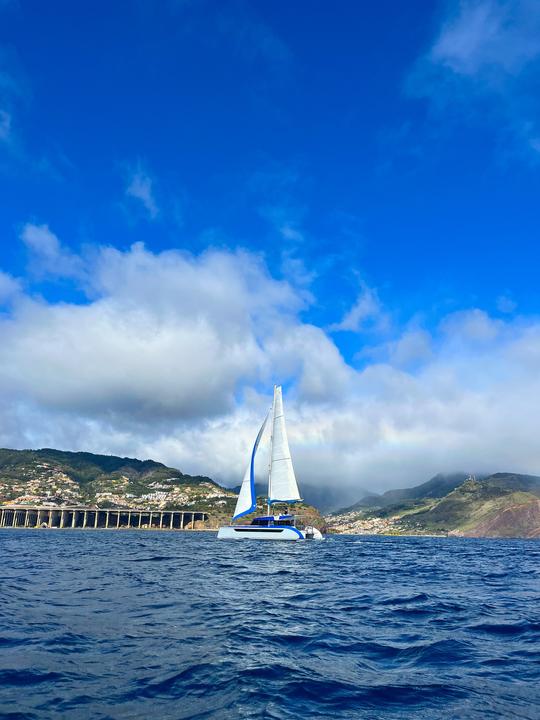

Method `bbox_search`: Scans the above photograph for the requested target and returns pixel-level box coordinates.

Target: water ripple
[0,530,539,719]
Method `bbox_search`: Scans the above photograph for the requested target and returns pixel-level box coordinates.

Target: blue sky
[1,0,539,493]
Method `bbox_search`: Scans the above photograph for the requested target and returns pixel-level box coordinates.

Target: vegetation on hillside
[0,448,235,516]
[328,473,540,538]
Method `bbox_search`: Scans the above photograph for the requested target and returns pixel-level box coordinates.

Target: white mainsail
[232,413,269,520]
[268,385,302,504]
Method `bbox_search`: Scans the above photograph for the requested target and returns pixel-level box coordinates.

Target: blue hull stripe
[229,525,305,539]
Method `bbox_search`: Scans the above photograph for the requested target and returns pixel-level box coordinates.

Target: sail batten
[267,386,301,504]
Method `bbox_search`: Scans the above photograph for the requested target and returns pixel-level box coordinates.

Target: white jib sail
[232,413,269,520]
[268,385,302,504]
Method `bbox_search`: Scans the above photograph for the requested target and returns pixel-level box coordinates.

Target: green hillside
[329,473,540,538]
[400,474,540,536]
[0,447,237,521]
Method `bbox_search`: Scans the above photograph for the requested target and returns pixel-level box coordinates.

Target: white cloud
[497,294,517,313]
[125,165,159,219]
[1,231,540,500]
[389,329,433,366]
[430,0,540,77]
[0,239,309,424]
[279,223,304,242]
[330,282,390,333]
[440,308,502,343]
[20,223,84,279]
[407,0,540,154]
[0,270,20,303]
[280,249,316,288]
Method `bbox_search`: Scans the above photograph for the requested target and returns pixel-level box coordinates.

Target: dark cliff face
[452,498,540,538]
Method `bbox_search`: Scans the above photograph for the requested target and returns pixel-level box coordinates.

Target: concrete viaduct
[0,505,209,531]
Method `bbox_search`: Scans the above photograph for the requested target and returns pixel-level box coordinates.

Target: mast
[267,385,277,515]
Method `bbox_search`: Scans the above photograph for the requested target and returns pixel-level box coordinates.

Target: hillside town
[327,511,403,535]
[0,457,236,512]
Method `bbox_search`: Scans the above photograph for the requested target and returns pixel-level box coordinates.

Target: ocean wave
[0,532,538,719]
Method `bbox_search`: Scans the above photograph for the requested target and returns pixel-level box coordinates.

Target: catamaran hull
[217,526,306,540]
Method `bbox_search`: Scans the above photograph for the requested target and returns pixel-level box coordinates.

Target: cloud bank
[0,226,539,497]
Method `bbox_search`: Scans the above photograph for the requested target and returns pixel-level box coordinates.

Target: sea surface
[0,531,539,720]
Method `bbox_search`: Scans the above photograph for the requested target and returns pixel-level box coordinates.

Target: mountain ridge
[329,472,540,538]
[336,472,470,514]
[3,448,539,536]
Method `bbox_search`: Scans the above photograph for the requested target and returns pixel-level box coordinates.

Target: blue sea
[1,531,539,719]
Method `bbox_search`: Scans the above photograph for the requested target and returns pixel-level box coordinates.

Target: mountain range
[339,472,470,512]
[329,472,540,538]
[2,448,539,537]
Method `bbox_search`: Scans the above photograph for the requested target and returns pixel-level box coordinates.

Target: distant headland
[328,472,540,538]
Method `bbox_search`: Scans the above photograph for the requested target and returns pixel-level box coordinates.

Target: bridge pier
[0,506,208,531]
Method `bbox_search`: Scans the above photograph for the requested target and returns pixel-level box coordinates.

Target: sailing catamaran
[217,385,323,541]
